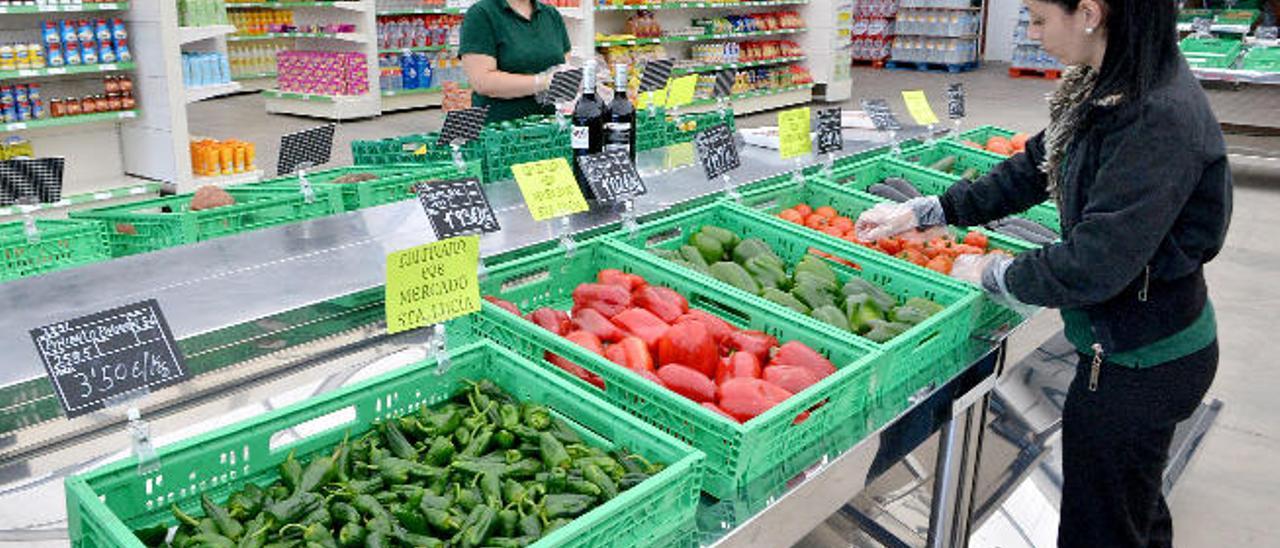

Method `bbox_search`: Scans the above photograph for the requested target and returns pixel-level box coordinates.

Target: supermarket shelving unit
[798,0,851,101]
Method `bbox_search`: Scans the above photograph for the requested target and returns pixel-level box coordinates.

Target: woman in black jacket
[856,0,1232,546]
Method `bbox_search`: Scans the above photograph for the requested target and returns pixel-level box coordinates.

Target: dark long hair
[1039,0,1182,103]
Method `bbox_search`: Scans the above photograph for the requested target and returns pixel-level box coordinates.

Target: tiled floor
[190,62,1280,547]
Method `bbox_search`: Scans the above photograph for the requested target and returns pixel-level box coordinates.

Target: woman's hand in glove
[952,253,1039,319]
[854,196,945,242]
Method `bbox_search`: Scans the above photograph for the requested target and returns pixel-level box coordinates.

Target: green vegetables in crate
[134,381,664,547]
[652,225,946,344]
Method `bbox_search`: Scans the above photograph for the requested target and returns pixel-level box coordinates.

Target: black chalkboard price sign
[576,150,647,203]
[416,178,501,239]
[816,108,843,154]
[861,99,903,131]
[694,125,741,180]
[946,83,966,120]
[30,299,188,418]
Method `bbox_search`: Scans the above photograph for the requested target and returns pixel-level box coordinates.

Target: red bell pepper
[573,308,626,343]
[717,378,792,423]
[701,402,738,422]
[637,369,666,387]
[572,283,633,318]
[763,365,822,395]
[545,351,605,389]
[634,285,688,323]
[715,351,762,385]
[616,336,655,373]
[724,330,778,363]
[597,269,647,292]
[484,296,522,317]
[564,330,605,357]
[657,320,718,378]
[657,364,717,403]
[676,310,736,345]
[611,308,670,350]
[528,307,572,336]
[770,341,837,379]
[605,344,627,368]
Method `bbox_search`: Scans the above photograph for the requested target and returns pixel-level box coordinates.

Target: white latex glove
[953,254,1039,319]
[950,253,998,284]
[854,196,944,242]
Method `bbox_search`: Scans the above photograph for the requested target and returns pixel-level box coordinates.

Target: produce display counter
[0,126,1025,546]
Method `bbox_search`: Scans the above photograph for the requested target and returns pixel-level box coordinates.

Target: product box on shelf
[66,340,705,548]
[276,51,369,96]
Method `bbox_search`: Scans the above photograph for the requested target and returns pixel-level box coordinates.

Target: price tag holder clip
[557,216,577,257]
[17,196,39,243]
[429,323,452,375]
[294,161,316,204]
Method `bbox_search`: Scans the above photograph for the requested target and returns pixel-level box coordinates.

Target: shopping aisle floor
[189,63,1280,546]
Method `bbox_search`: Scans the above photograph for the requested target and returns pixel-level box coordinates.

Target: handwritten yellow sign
[901,90,940,126]
[666,74,699,108]
[777,107,812,160]
[385,236,481,335]
[636,86,668,110]
[512,158,589,221]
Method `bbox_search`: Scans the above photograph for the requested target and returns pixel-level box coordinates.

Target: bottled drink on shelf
[604,62,635,162]
[571,60,605,198]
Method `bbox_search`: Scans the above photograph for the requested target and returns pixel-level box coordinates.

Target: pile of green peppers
[133,380,665,548]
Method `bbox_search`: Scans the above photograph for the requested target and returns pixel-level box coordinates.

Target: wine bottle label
[604,122,632,153]
[571,125,590,149]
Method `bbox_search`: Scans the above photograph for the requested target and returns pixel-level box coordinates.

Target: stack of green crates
[0,218,109,282]
[349,132,481,167]
[956,125,1017,147]
[70,186,345,257]
[1180,36,1245,69]
[239,164,475,212]
[66,341,705,547]
[1244,42,1280,72]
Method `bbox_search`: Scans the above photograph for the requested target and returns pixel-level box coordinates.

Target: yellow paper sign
[385,236,481,335]
[512,158,589,221]
[777,107,813,160]
[636,86,668,110]
[413,145,428,156]
[666,75,699,108]
[902,90,940,126]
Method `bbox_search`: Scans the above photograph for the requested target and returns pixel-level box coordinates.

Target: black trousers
[1058,341,1218,548]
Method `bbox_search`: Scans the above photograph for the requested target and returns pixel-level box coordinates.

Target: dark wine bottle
[571,60,605,198]
[604,63,636,161]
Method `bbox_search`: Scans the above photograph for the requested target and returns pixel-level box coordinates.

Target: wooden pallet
[885,60,980,73]
[851,58,887,69]
[1008,66,1062,80]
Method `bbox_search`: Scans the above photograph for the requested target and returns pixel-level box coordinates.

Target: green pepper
[363,531,390,548]
[352,494,393,522]
[343,478,383,496]
[300,504,331,528]
[699,225,741,249]
[690,231,726,263]
[651,248,681,261]
[300,523,338,548]
[134,524,169,546]
[454,486,482,512]
[678,245,711,271]
[744,255,790,291]
[330,501,361,525]
[181,533,236,548]
[547,420,581,445]
[501,480,527,507]
[846,294,885,335]
[268,484,289,502]
[300,455,337,495]
[792,282,836,310]
[267,492,322,525]
[567,479,603,497]
[454,426,472,447]
[422,436,455,467]
[520,404,551,431]
[280,450,304,493]
[494,430,516,450]
[383,420,418,461]
[461,428,493,458]
[543,493,596,519]
[544,518,573,534]
[419,493,451,511]
[461,505,497,548]
[709,261,760,294]
[538,432,571,470]
[423,407,463,437]
[581,463,618,500]
[810,304,849,331]
[842,278,895,311]
[796,254,839,286]
[731,238,776,265]
[369,456,446,485]
[618,472,650,490]
[889,304,932,325]
[487,537,537,548]
[450,459,506,478]
[172,503,202,529]
[337,522,366,548]
[227,485,264,521]
[904,297,944,316]
[422,507,461,536]
[761,287,810,314]
[394,531,443,548]
[864,319,912,343]
[391,484,426,502]
[480,472,503,508]
[236,522,269,548]
[540,468,569,493]
[518,512,542,538]
[496,509,519,538]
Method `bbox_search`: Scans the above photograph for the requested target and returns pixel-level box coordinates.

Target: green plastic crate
[0,218,109,282]
[609,201,981,421]
[1243,44,1280,72]
[66,341,704,548]
[70,187,344,257]
[1178,8,1216,24]
[899,139,1007,179]
[956,125,1018,147]
[241,163,476,211]
[473,239,881,498]
[1180,36,1244,69]
[738,177,1034,339]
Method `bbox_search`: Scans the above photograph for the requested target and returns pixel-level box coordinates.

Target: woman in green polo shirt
[855,0,1231,546]
[459,0,573,123]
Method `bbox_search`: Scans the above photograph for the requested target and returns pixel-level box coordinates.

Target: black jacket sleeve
[1003,99,1206,309]
[938,131,1050,227]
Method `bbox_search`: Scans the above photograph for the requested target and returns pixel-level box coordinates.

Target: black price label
[946,83,966,120]
[416,178,501,239]
[435,106,489,147]
[816,108,843,154]
[278,123,336,176]
[712,69,736,100]
[576,150,647,203]
[545,68,584,104]
[861,98,903,131]
[30,299,188,419]
[694,125,740,180]
[639,59,675,93]
[0,157,65,206]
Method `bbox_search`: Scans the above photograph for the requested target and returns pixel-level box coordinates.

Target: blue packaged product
[60,21,77,45]
[110,18,127,41]
[17,101,30,122]
[0,87,15,106]
[182,54,193,87]
[81,40,98,65]
[31,100,44,119]
[26,84,40,102]
[416,52,432,89]
[41,21,60,46]
[113,39,130,62]
[2,106,15,123]
[76,20,93,43]
[400,52,419,89]
[99,42,116,63]
[13,85,27,104]
[219,53,231,84]
[63,41,82,65]
[95,19,111,42]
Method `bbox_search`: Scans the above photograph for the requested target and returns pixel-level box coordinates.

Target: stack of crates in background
[850,0,898,66]
[889,0,980,71]
[1009,5,1063,79]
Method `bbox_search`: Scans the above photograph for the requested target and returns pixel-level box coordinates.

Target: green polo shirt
[459,0,571,123]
